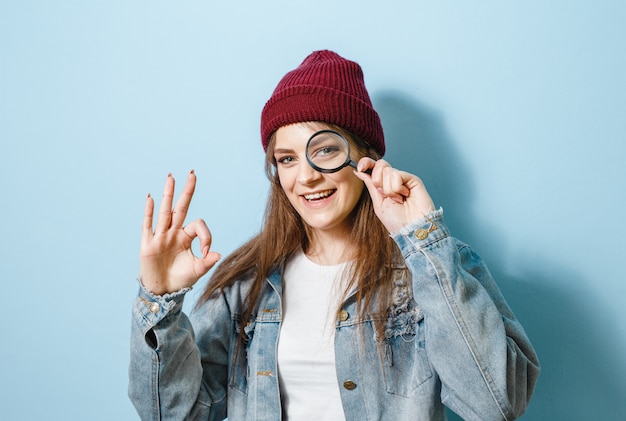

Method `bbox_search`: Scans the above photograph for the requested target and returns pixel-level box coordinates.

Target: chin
[301,215,350,233]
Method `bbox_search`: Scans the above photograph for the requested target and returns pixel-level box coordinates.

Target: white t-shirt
[277,250,350,420]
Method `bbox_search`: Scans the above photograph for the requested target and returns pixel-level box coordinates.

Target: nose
[297,158,320,185]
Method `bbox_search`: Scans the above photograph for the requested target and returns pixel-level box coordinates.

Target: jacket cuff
[390,208,449,255]
[133,280,191,327]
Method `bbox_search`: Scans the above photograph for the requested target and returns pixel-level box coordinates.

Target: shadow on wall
[373,91,626,421]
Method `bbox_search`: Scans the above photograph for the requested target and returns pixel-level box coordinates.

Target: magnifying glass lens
[306,131,350,172]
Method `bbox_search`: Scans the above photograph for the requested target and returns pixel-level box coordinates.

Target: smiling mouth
[303,189,336,201]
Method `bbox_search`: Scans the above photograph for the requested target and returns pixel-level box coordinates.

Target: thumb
[196,251,221,276]
[353,169,383,203]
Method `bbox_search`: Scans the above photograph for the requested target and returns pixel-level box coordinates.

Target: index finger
[171,170,197,229]
[354,158,383,202]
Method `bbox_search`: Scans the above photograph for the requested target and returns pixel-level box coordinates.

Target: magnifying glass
[305,130,372,174]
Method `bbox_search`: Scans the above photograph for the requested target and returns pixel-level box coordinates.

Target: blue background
[1,1,625,419]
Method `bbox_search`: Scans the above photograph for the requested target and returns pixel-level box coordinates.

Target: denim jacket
[129,210,539,420]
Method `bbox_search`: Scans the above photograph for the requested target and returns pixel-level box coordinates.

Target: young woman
[129,50,539,421]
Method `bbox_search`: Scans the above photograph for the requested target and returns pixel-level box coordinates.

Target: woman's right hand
[139,171,221,296]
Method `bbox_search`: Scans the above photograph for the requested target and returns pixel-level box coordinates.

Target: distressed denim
[129,210,539,420]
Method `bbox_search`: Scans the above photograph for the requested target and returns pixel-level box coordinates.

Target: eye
[309,145,343,168]
[276,155,295,165]
[315,145,340,157]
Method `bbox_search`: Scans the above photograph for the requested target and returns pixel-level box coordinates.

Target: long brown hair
[197,123,405,340]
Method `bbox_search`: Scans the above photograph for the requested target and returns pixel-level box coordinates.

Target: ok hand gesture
[139,171,221,295]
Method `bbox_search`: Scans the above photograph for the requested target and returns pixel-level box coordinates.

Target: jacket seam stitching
[423,249,510,420]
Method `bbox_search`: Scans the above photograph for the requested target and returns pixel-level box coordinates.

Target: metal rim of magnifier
[305,130,352,174]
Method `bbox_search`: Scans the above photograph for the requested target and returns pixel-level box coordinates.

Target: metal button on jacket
[414,228,429,240]
[414,218,438,240]
[343,381,357,390]
[338,310,349,322]
[140,297,160,314]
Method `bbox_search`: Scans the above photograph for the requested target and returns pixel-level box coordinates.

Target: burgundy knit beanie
[261,50,385,156]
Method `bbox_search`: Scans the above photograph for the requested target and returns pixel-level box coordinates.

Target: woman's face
[273,123,365,235]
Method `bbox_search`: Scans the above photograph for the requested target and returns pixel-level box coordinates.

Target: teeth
[304,190,334,201]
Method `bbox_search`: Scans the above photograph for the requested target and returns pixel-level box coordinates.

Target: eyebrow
[273,148,296,155]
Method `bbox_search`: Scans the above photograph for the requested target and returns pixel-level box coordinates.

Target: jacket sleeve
[128,283,229,421]
[392,209,540,421]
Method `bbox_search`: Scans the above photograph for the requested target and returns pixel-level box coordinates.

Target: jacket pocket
[382,305,433,397]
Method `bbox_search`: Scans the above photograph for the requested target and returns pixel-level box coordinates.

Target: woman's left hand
[354,158,435,233]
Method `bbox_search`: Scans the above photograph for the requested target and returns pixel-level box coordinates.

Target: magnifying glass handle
[349,160,373,175]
